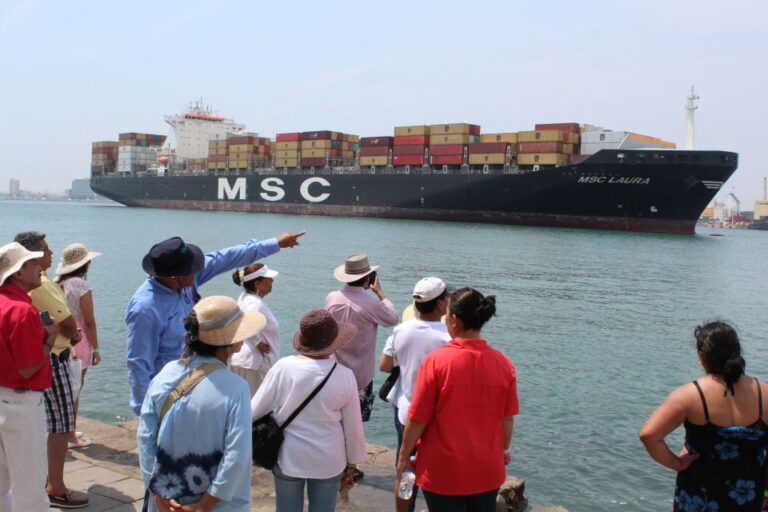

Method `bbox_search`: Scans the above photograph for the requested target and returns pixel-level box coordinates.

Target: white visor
[243,265,278,283]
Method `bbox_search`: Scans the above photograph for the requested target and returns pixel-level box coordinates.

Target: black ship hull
[91,150,738,235]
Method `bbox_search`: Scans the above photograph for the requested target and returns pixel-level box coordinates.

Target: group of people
[2,229,766,512]
[0,232,102,510]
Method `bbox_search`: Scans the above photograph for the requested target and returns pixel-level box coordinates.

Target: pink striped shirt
[325,285,399,389]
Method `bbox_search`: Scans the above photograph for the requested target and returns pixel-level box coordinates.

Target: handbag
[252,362,337,469]
[378,366,400,402]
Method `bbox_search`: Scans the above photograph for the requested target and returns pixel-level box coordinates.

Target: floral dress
[674,379,768,512]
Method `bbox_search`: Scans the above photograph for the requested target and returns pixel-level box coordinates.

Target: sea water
[3,200,767,511]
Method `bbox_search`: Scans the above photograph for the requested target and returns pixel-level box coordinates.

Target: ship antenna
[685,86,699,150]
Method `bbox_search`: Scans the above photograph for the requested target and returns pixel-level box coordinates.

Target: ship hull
[91,150,738,235]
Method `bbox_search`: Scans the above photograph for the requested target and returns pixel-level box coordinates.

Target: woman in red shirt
[396,287,519,512]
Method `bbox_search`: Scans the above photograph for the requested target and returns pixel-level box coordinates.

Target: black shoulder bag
[252,362,337,469]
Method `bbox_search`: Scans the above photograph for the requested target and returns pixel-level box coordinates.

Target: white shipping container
[580,131,627,144]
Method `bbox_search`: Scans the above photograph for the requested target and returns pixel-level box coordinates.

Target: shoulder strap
[159,363,222,424]
[280,363,337,431]
[756,378,764,420]
[692,380,710,421]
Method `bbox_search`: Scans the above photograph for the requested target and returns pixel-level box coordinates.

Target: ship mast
[685,86,699,150]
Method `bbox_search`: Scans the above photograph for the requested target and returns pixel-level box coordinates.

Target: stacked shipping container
[274,133,301,168]
[516,123,580,166]
[227,135,271,169]
[118,133,166,174]
[392,126,430,166]
[91,141,119,174]
[359,136,392,167]
[207,137,228,170]
[468,133,518,166]
[428,123,480,166]
[300,131,358,168]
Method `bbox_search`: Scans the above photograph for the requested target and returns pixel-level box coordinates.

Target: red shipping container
[301,131,335,141]
[208,155,226,162]
[534,123,579,133]
[569,154,589,164]
[468,142,509,154]
[518,142,564,153]
[469,124,481,136]
[394,135,430,146]
[429,144,464,156]
[360,136,393,147]
[300,157,327,167]
[430,155,464,165]
[359,147,389,157]
[393,154,425,166]
[393,145,427,156]
[276,132,301,142]
[228,135,257,145]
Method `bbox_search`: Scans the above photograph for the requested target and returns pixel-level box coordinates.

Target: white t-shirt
[232,291,280,370]
[382,319,450,425]
[250,356,367,478]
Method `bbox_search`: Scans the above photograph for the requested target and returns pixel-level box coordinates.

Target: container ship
[90,100,738,235]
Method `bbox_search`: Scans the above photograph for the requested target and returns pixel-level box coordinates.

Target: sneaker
[48,489,89,509]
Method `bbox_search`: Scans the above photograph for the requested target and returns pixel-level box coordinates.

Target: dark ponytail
[695,321,745,395]
[448,287,496,330]
[232,263,265,293]
[181,310,218,360]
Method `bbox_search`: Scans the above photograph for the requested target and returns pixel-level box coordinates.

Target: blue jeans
[273,463,342,512]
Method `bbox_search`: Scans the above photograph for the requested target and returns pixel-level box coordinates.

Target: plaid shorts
[44,354,75,434]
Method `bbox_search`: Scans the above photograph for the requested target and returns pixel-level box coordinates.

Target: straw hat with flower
[56,243,101,276]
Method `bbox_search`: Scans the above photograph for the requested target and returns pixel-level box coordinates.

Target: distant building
[8,179,19,197]
[700,200,716,220]
[69,178,99,200]
[722,193,741,221]
[755,178,768,221]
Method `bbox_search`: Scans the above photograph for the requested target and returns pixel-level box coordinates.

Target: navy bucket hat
[141,237,205,277]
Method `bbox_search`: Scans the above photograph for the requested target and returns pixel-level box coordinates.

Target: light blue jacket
[137,356,252,511]
[126,238,279,414]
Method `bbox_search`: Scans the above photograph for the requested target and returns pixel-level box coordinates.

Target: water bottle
[397,468,416,500]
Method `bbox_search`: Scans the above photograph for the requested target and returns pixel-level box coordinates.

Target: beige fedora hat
[0,242,43,285]
[56,243,102,275]
[333,253,379,283]
[194,296,266,347]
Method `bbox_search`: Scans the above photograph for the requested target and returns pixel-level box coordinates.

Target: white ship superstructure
[164,101,245,160]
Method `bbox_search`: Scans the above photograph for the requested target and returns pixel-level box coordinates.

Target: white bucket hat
[0,242,43,285]
[56,243,102,275]
[333,253,379,283]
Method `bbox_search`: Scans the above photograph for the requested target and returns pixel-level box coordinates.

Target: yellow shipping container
[348,134,360,143]
[480,133,518,144]
[277,150,300,158]
[517,153,568,166]
[303,149,329,158]
[275,158,299,167]
[517,130,567,143]
[468,154,508,165]
[563,144,575,155]
[394,125,430,136]
[360,156,388,166]
[567,132,580,144]
[228,152,251,160]
[229,144,254,153]
[300,140,333,150]
[430,134,469,145]
[275,141,299,150]
[429,123,474,135]
[229,160,248,168]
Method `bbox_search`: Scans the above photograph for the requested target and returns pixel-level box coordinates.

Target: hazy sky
[1,1,766,206]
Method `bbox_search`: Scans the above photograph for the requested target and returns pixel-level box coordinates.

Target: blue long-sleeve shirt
[137,355,252,511]
[126,238,279,415]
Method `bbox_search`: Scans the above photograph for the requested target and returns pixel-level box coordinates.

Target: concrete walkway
[57,418,564,511]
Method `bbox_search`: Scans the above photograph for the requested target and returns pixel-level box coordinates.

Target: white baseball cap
[412,277,447,303]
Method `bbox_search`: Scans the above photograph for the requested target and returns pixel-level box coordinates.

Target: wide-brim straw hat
[292,309,357,357]
[0,242,43,285]
[194,295,266,347]
[334,253,379,283]
[56,243,102,275]
[142,237,205,277]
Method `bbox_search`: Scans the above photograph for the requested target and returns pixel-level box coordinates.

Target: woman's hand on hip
[676,446,699,471]
[257,342,271,356]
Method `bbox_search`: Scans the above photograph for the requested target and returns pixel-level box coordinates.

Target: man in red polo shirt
[0,242,56,512]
